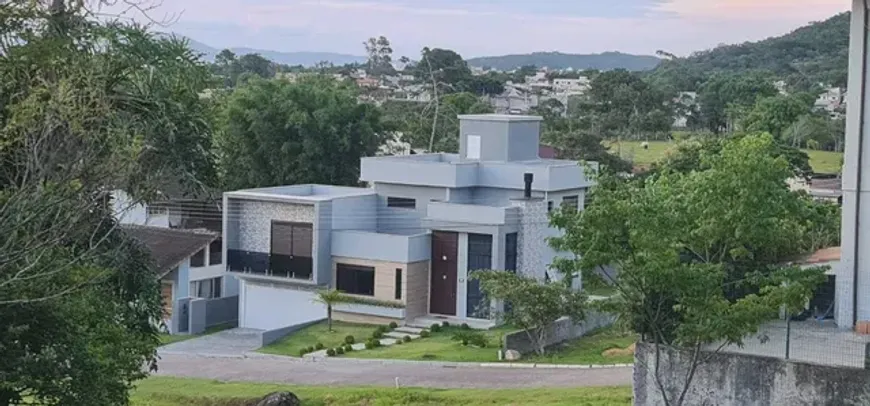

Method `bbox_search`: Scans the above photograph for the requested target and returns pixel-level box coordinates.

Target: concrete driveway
[159,328,264,357]
[154,353,633,389]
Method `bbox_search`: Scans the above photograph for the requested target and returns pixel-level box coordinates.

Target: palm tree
[314,289,346,332]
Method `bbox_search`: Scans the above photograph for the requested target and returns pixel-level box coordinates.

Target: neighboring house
[123,225,224,334]
[552,77,590,93]
[788,177,843,204]
[489,85,539,114]
[794,246,839,320]
[224,114,596,332]
[815,87,844,113]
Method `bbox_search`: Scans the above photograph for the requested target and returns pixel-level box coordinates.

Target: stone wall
[634,342,870,406]
[502,310,616,355]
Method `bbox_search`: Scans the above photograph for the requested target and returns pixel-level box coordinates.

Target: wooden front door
[430,231,458,316]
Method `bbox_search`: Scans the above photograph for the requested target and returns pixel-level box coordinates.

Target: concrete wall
[373,183,448,234]
[315,202,332,284]
[405,260,430,320]
[331,194,377,232]
[331,231,430,263]
[459,120,511,161]
[634,342,870,406]
[503,311,616,354]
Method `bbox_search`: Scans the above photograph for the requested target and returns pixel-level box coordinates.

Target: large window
[467,234,492,318]
[387,197,416,209]
[190,248,206,267]
[270,221,313,279]
[336,264,375,296]
[505,233,518,273]
[191,277,222,299]
[395,269,403,300]
[561,195,579,211]
[209,238,222,265]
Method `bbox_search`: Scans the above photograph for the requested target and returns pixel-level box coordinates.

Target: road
[154,353,633,389]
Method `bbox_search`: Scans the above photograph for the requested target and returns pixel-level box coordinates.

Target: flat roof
[226,184,375,202]
[458,114,543,122]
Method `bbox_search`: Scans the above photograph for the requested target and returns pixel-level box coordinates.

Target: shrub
[376,326,388,334]
[451,331,489,348]
[420,330,431,338]
[298,349,308,357]
[326,348,336,356]
[461,339,469,346]
[344,335,355,344]
[364,341,375,350]
[442,321,450,327]
[306,346,315,353]
[430,323,441,333]
[395,339,403,345]
[372,330,383,339]
[461,323,470,330]
[315,342,325,350]
[344,344,354,352]
[389,321,398,329]
[403,335,412,343]
[336,347,345,355]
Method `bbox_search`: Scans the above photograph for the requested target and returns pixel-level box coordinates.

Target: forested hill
[650,12,850,92]
[466,51,661,71]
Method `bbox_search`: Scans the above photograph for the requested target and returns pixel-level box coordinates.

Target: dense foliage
[650,13,849,92]
[0,1,216,404]
[550,133,828,405]
[216,76,385,189]
[466,51,661,72]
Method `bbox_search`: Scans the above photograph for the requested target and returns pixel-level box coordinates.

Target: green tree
[363,36,396,77]
[415,47,473,92]
[742,93,814,138]
[550,133,826,405]
[585,70,673,140]
[402,92,493,152]
[217,76,385,189]
[472,271,586,356]
[314,289,348,332]
[0,2,216,404]
[697,72,778,133]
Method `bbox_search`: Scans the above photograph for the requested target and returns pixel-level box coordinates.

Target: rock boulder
[252,391,301,406]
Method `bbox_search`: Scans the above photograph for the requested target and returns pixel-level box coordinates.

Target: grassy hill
[467,51,661,71]
[649,13,850,92]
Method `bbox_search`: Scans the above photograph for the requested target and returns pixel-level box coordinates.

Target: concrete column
[838,0,870,329]
[456,233,469,318]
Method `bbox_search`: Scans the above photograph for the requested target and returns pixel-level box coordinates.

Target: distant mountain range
[180,36,367,67]
[466,51,661,71]
[178,35,660,71]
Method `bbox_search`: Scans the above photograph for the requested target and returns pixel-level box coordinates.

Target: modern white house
[223,114,596,333]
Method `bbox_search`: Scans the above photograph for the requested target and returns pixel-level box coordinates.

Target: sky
[112,0,849,57]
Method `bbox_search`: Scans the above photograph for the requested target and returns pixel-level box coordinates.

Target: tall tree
[697,72,778,133]
[742,93,815,139]
[584,69,673,140]
[550,133,826,405]
[363,35,396,77]
[217,76,385,189]
[0,1,217,404]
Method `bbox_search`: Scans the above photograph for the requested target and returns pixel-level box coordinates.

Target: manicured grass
[805,148,843,174]
[159,323,235,346]
[131,377,633,405]
[340,325,514,362]
[609,140,844,174]
[258,321,379,356]
[521,327,637,365]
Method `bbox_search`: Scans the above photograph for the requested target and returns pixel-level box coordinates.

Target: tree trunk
[327,305,333,332]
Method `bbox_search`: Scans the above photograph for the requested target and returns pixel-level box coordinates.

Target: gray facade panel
[315,202,332,284]
[374,183,447,234]
[460,120,510,161]
[331,230,431,263]
[331,194,377,232]
[506,120,542,161]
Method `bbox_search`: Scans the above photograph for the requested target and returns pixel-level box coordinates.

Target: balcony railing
[227,249,313,281]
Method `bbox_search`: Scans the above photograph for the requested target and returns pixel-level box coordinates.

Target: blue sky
[116,0,848,57]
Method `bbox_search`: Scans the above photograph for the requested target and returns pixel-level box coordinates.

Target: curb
[242,351,633,369]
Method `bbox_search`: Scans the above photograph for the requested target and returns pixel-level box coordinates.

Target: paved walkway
[159,328,264,357]
[154,353,633,389]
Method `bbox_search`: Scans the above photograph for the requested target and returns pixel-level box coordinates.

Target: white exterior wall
[838,0,870,329]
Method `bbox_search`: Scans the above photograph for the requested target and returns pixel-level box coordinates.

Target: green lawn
[159,323,235,346]
[132,377,632,406]
[258,321,379,356]
[608,140,844,174]
[340,325,515,363]
[520,327,637,365]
